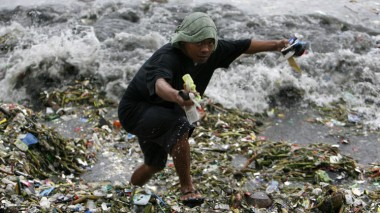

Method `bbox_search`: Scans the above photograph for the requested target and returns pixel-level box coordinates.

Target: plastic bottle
[86,200,97,212]
[183,93,200,124]
[182,74,201,124]
[265,180,279,194]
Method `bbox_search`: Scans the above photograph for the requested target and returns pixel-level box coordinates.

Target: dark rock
[245,191,272,208]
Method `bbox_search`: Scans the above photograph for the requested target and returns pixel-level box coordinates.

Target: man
[118,12,288,207]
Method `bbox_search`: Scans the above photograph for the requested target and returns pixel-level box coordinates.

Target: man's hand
[276,39,289,52]
[176,90,195,107]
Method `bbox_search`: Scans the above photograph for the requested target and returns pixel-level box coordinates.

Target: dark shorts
[123,104,194,169]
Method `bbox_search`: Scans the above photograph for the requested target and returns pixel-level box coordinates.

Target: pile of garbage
[0,79,379,212]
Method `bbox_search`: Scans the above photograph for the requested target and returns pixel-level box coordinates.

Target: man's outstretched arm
[245,39,288,54]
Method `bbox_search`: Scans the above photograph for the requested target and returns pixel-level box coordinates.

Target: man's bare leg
[130,164,161,186]
[171,134,203,201]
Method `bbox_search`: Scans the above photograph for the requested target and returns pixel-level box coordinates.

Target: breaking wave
[0,1,379,129]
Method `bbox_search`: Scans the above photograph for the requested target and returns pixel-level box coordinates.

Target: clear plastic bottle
[184,93,199,124]
[265,180,279,194]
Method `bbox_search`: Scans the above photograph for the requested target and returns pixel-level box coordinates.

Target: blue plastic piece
[22,133,39,146]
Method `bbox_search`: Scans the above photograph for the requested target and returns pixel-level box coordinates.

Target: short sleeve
[146,54,175,97]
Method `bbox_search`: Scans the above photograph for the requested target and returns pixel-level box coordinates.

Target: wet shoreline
[1,95,380,212]
[80,104,380,184]
[260,105,380,166]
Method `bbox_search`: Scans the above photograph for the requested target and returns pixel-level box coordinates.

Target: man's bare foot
[180,190,204,208]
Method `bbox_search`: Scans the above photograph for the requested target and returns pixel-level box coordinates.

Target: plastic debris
[133,193,151,205]
[0,79,378,213]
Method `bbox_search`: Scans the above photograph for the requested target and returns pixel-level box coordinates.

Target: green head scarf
[171,12,218,50]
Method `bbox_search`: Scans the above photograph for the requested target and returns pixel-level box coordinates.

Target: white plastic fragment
[39,197,50,209]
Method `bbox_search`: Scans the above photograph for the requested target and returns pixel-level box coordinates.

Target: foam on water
[0,0,379,129]
[1,23,100,101]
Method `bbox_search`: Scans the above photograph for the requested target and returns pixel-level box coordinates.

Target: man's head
[171,12,218,64]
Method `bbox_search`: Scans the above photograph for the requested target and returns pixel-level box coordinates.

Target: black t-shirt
[118,39,251,129]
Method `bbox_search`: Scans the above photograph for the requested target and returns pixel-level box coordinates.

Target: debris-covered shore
[1,79,379,212]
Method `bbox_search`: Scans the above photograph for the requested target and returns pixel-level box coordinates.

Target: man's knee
[139,163,164,175]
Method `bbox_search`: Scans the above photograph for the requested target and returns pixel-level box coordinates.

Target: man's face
[182,38,215,64]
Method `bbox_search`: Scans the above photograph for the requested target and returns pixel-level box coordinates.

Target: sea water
[0,0,379,129]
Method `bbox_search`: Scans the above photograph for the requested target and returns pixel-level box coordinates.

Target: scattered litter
[0,79,379,212]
